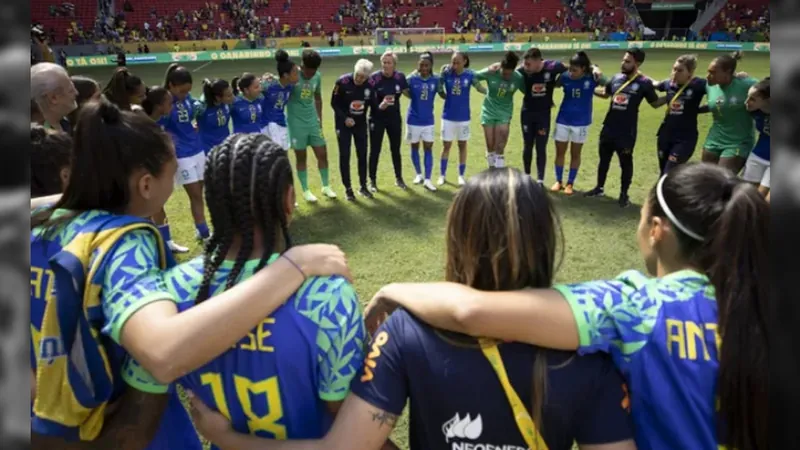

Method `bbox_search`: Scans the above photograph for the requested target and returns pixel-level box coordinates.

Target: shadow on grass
[549,190,642,225]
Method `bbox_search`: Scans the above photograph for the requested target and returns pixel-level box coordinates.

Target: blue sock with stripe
[459,163,466,177]
[440,158,448,177]
[196,223,210,239]
[410,146,422,175]
[568,168,578,185]
[423,150,433,180]
[555,165,564,182]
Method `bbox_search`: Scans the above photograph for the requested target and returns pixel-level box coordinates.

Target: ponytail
[103,67,142,111]
[141,86,170,117]
[713,51,743,75]
[164,63,192,89]
[202,78,231,107]
[231,76,241,97]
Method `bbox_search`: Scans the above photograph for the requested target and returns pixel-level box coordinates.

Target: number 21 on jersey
[201,372,287,439]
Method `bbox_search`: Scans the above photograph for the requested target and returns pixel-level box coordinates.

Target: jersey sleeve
[553,60,568,74]
[604,78,613,96]
[656,79,669,92]
[348,312,408,416]
[399,73,409,91]
[330,78,348,122]
[314,75,322,96]
[474,68,490,81]
[315,279,367,402]
[121,355,169,394]
[574,357,634,445]
[553,270,661,368]
[644,79,659,103]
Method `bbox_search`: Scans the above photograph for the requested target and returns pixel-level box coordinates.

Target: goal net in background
[375,27,445,48]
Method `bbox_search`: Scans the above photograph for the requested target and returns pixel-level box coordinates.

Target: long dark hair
[202,78,230,107]
[31,98,175,233]
[231,73,257,98]
[164,63,192,89]
[103,67,143,111]
[445,168,564,436]
[713,51,744,76]
[196,133,294,303]
[66,75,99,126]
[569,51,592,73]
[275,49,296,78]
[31,124,72,197]
[141,86,171,117]
[647,163,768,450]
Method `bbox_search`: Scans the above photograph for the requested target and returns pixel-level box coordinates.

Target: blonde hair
[675,54,698,73]
[381,50,398,66]
[354,59,374,76]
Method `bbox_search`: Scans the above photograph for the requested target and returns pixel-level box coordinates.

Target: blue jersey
[160,95,202,159]
[555,270,723,449]
[231,96,264,134]
[31,209,200,449]
[164,256,366,446]
[751,110,770,160]
[556,75,598,127]
[441,67,476,122]
[406,73,439,127]
[351,309,634,449]
[195,102,231,153]
[261,80,293,127]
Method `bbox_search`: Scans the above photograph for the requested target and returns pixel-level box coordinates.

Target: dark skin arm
[32,389,168,450]
[315,93,323,124]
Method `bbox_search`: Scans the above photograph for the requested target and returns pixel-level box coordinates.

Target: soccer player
[161,64,211,239]
[188,168,637,450]
[585,49,661,207]
[654,54,709,174]
[30,125,70,198]
[164,134,366,443]
[332,59,373,201]
[702,51,759,174]
[550,52,603,195]
[404,52,440,191]
[196,78,234,154]
[438,52,486,186]
[367,51,410,191]
[742,77,770,197]
[261,50,298,151]
[230,73,264,134]
[102,67,147,112]
[287,49,336,202]
[365,163,769,450]
[474,51,524,169]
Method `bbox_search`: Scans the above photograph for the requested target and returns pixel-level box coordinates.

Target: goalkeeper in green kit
[474,51,525,168]
[287,49,337,202]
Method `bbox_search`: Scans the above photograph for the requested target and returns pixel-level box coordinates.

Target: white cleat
[458,176,466,186]
[437,176,446,186]
[303,190,319,203]
[168,240,190,253]
[321,186,337,199]
[423,179,437,191]
[413,174,424,184]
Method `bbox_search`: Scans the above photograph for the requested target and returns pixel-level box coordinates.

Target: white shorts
[441,119,471,142]
[406,124,435,144]
[553,123,590,144]
[742,153,770,187]
[264,122,289,150]
[175,152,206,186]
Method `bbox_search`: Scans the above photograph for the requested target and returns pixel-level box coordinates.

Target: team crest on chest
[395,84,401,93]
[365,88,371,98]
[729,96,738,104]
[584,80,590,89]
[685,88,693,97]
[544,72,551,81]
[631,83,639,92]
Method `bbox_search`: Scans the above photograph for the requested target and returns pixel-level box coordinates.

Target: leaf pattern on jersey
[294,277,366,400]
[31,210,106,247]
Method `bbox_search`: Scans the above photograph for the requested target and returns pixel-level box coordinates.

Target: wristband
[281,253,306,279]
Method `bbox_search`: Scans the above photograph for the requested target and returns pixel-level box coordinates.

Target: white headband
[656,175,704,241]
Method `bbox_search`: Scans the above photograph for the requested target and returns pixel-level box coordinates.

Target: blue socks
[158,224,172,242]
[411,146,422,175]
[424,150,433,180]
[459,163,466,177]
[555,165,564,183]
[196,223,210,239]
[440,158,448,177]
[567,168,578,185]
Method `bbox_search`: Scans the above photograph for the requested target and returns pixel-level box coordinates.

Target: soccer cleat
[168,240,190,254]
[584,186,605,198]
[550,181,563,192]
[423,179,437,191]
[564,184,575,196]
[303,190,318,203]
[437,176,446,186]
[537,179,544,186]
[395,178,408,190]
[458,176,466,186]
[413,174,424,184]
[321,186,337,199]
[619,194,631,208]
[359,186,374,198]
[345,189,356,201]
[368,182,378,193]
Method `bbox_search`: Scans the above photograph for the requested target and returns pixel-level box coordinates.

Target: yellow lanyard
[479,338,549,450]
[666,81,690,117]
[613,72,640,98]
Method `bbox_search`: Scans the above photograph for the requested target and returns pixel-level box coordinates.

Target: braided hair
[196,133,295,303]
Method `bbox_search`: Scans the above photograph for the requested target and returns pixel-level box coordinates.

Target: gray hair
[31,63,69,103]
[354,59,374,77]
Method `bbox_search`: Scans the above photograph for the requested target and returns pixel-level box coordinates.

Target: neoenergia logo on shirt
[442,413,529,450]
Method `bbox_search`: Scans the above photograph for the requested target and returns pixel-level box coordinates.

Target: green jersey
[287,71,322,131]
[704,77,757,150]
[475,69,525,124]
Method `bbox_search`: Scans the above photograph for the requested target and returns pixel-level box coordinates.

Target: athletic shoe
[345,189,356,201]
[437,176,446,186]
[584,186,605,198]
[423,179,437,191]
[303,190,318,203]
[564,184,574,196]
[550,181,563,192]
[618,194,631,208]
[458,176,466,186]
[413,174,424,184]
[168,240,190,253]
[537,179,544,186]
[395,178,408,190]
[359,186,374,198]
[368,182,378,193]
[321,186,337,199]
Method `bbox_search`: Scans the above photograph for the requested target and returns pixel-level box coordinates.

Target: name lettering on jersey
[238,317,277,352]
[39,335,66,364]
[360,331,389,382]
[31,267,56,302]
[666,319,721,361]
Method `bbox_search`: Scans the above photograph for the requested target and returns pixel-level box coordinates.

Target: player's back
[261,80,292,126]
[165,255,366,444]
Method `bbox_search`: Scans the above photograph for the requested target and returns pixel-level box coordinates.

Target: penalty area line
[193,61,213,73]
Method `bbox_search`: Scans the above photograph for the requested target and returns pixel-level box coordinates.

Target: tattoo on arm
[370,410,399,429]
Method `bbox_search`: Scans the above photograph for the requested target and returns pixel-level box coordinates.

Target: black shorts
[520,110,551,142]
[657,134,698,163]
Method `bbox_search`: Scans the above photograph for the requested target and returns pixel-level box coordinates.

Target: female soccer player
[141,86,173,121]
[332,59,374,201]
[702,51,759,174]
[30,98,354,448]
[161,63,210,241]
[551,51,602,195]
[30,125,70,197]
[102,67,146,111]
[196,78,233,154]
[365,163,769,450]
[231,73,264,134]
[189,168,637,450]
[163,133,366,442]
[742,77,770,197]
[287,49,336,202]
[367,51,410,191]
[473,51,524,170]
[261,50,298,151]
[438,52,486,186]
[654,54,709,174]
[404,52,440,191]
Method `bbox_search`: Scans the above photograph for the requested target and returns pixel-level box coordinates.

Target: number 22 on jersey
[200,372,287,439]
